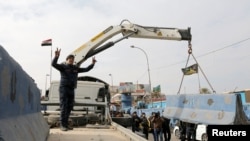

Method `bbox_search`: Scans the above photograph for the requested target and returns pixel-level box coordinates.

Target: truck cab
[41,76,110,126]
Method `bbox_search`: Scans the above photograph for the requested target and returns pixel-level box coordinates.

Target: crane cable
[177,41,216,94]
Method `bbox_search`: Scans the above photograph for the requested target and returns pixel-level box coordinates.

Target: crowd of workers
[109,104,171,141]
[131,111,171,141]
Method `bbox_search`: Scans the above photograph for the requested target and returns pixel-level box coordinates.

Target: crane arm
[71,20,191,66]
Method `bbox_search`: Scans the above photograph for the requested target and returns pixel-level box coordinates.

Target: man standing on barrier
[52,48,96,131]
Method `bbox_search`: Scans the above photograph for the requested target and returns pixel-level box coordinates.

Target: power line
[196,37,250,58]
[154,37,250,70]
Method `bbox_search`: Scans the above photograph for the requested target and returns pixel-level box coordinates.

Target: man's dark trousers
[59,86,74,127]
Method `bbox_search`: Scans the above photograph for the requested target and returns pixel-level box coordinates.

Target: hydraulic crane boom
[71,19,192,66]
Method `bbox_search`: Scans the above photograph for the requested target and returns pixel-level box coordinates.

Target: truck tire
[70,115,87,126]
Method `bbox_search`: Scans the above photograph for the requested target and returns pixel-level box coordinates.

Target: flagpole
[41,38,53,93]
[50,45,52,84]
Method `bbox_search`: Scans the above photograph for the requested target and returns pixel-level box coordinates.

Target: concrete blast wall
[163,94,250,125]
[0,46,49,141]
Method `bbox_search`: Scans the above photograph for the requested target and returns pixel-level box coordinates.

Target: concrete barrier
[162,93,250,125]
[0,46,49,141]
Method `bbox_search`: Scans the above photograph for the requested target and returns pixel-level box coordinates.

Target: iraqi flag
[41,39,52,46]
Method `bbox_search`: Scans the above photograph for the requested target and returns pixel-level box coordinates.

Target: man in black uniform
[52,48,96,131]
[162,117,171,141]
[131,111,141,133]
[140,112,149,139]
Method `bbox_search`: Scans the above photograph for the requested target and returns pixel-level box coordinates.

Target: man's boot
[66,125,73,130]
[60,126,67,131]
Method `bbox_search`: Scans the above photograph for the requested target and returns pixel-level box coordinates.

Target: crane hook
[188,41,192,54]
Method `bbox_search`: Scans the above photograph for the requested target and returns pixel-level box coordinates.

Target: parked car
[173,124,208,141]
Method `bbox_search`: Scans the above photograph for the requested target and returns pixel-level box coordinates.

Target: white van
[173,124,207,141]
[41,76,110,126]
[44,79,107,112]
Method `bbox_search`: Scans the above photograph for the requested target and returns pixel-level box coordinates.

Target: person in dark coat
[151,112,164,141]
[52,48,96,131]
[162,117,171,141]
[131,111,141,132]
[148,112,156,138]
[140,112,149,139]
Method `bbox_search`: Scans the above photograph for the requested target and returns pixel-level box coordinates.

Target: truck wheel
[201,133,208,141]
[175,129,181,138]
[70,115,87,126]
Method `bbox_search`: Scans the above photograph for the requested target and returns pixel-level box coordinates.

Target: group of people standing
[131,111,171,141]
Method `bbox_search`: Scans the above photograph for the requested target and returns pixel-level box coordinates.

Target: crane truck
[1,19,191,140]
[41,19,191,132]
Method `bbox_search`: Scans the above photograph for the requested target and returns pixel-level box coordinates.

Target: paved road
[135,130,179,141]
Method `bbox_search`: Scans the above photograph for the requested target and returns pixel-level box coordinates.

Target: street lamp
[109,74,113,93]
[130,45,152,101]
[45,74,50,95]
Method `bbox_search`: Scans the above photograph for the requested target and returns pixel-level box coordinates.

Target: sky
[1,0,250,96]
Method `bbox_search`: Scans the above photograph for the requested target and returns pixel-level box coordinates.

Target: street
[130,128,179,141]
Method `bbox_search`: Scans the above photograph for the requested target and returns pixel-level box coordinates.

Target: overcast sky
[1,0,250,95]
